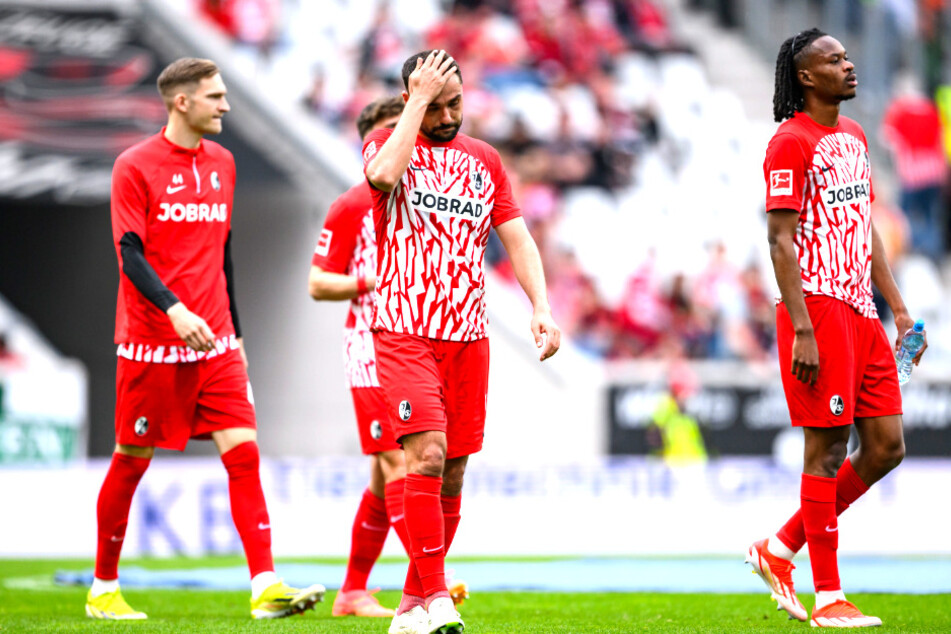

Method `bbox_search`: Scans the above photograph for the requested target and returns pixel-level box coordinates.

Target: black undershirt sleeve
[119,231,179,312]
[223,230,242,338]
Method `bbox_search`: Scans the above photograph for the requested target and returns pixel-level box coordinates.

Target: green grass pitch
[1,557,948,632]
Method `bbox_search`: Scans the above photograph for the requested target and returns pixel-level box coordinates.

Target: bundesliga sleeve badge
[770,169,793,196]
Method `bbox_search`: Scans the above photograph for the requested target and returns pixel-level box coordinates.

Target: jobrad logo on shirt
[156,202,228,222]
[823,179,870,208]
[410,188,484,220]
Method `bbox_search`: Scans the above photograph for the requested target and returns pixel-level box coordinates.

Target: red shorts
[351,386,401,455]
[776,296,902,427]
[373,331,489,460]
[115,348,256,450]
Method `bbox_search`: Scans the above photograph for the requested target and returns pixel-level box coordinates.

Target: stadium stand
[186,0,951,368]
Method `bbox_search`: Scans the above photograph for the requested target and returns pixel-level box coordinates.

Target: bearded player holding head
[86,58,324,620]
[747,29,927,628]
[364,49,561,634]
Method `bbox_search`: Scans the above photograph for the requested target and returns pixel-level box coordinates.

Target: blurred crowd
[198,0,951,362]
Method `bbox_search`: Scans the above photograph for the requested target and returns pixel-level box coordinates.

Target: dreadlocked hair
[773,28,826,122]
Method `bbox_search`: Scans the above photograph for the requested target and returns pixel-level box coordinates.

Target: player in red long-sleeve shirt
[86,57,324,620]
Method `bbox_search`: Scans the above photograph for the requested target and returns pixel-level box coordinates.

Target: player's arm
[495,217,561,361]
[364,50,456,191]
[869,221,926,362]
[309,266,375,301]
[223,230,247,367]
[767,209,818,384]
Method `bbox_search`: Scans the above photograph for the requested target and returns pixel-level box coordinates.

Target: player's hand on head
[532,310,561,361]
[408,49,456,104]
[167,302,216,352]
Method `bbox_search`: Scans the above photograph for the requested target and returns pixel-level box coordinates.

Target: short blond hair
[157,58,220,109]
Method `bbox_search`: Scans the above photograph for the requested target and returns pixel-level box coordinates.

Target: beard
[426,119,462,142]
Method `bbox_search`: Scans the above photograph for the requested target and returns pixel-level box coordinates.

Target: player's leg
[424,338,487,631]
[402,430,450,604]
[380,448,412,553]
[334,454,395,617]
[801,425,851,601]
[335,385,400,617]
[373,331,454,630]
[87,357,177,620]
[748,297,849,622]
[770,318,905,561]
[201,352,323,618]
[441,455,469,606]
[213,426,326,618]
[811,321,904,627]
[86,442,153,620]
[771,416,902,559]
[382,448,431,630]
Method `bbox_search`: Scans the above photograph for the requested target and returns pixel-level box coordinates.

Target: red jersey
[112,129,237,347]
[882,95,947,189]
[764,112,877,318]
[362,129,522,341]
[311,182,379,388]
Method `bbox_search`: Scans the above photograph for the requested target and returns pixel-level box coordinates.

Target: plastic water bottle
[896,320,925,386]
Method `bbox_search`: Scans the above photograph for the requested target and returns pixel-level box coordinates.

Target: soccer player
[308,96,409,618]
[748,29,927,628]
[364,49,561,634]
[86,57,325,620]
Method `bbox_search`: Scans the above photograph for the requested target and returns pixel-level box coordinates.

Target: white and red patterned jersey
[363,128,522,341]
[764,112,877,318]
[312,182,379,388]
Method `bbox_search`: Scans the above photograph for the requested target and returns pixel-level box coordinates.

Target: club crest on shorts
[829,395,844,416]
[134,416,149,436]
[399,400,412,421]
[370,419,383,440]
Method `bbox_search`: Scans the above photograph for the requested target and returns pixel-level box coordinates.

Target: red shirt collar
[159,126,203,156]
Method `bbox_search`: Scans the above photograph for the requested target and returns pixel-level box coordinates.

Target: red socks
[221,441,274,578]
[776,457,870,553]
[387,478,425,610]
[385,478,412,554]
[442,494,462,552]
[95,453,150,579]
[403,474,448,603]
[341,489,390,592]
[800,473,840,591]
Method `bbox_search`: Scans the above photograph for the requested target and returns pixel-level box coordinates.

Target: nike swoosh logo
[258,523,271,530]
[361,522,389,532]
[824,525,838,532]
[409,165,424,171]
[390,514,404,523]
[110,536,124,542]
[820,165,833,173]
[166,184,187,194]
[422,545,442,554]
